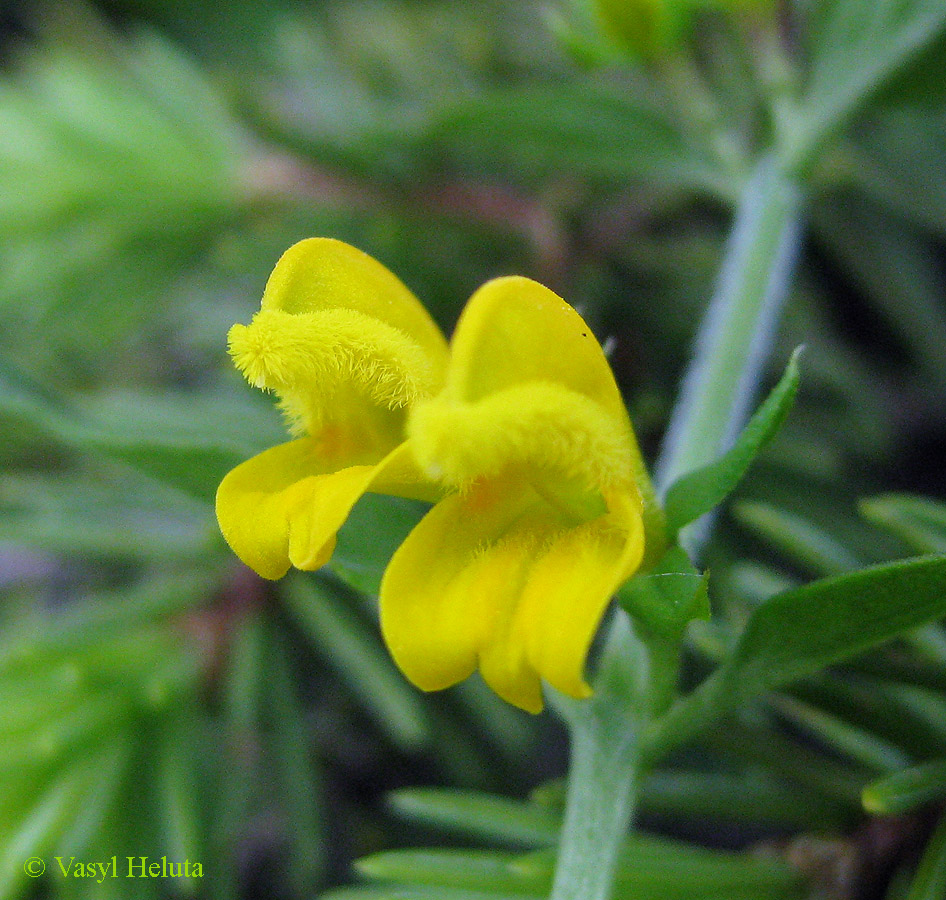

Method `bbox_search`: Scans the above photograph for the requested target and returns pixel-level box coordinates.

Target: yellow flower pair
[217,238,653,712]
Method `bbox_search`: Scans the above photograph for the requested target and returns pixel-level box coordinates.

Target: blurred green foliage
[1,1,945,899]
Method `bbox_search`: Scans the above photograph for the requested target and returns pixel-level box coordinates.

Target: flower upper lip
[217,239,655,712]
[215,238,448,581]
[228,308,439,409]
[379,272,650,712]
[407,381,636,493]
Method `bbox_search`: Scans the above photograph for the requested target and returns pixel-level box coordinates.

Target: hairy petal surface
[259,237,449,364]
[227,240,447,439]
[217,238,449,579]
[409,381,634,494]
[228,307,440,435]
[413,276,658,528]
[380,479,645,713]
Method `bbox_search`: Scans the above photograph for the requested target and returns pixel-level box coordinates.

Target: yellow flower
[215,238,448,579]
[380,277,654,713]
[217,239,657,714]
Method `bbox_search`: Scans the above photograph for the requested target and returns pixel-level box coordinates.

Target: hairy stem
[550,615,644,900]
[550,718,638,900]
[550,155,806,900]
[655,154,804,554]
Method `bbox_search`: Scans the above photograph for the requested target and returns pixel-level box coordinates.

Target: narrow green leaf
[0,472,213,560]
[654,156,803,560]
[664,349,801,533]
[727,562,797,605]
[0,356,247,501]
[771,695,910,773]
[154,717,204,897]
[55,737,131,859]
[813,199,946,385]
[875,682,946,752]
[732,501,860,577]
[518,833,804,896]
[791,672,946,762]
[0,573,211,667]
[861,494,946,555]
[212,611,266,900]
[0,665,85,734]
[321,888,541,900]
[645,555,946,762]
[388,790,559,848]
[718,555,946,701]
[0,753,99,900]
[702,717,866,810]
[0,355,73,432]
[267,628,327,892]
[0,692,130,774]
[905,625,946,669]
[851,107,946,240]
[356,849,544,894]
[427,82,728,196]
[83,432,244,502]
[844,651,946,695]
[638,769,846,829]
[863,759,946,815]
[223,613,266,736]
[353,840,803,899]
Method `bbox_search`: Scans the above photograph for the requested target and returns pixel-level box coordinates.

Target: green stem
[550,617,643,900]
[549,715,639,900]
[640,667,729,768]
[550,155,807,900]
[654,154,804,553]
[641,157,806,760]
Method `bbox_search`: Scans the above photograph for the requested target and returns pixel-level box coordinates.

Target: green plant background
[1,1,945,899]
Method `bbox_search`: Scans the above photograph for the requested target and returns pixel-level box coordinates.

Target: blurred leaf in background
[0,0,945,899]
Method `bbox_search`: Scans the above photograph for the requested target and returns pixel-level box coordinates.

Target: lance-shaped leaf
[861,494,946,555]
[0,356,248,502]
[388,789,559,848]
[663,349,801,534]
[863,758,946,815]
[644,555,946,763]
[904,811,946,900]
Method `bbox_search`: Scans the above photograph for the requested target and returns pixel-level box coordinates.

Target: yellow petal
[514,489,645,701]
[216,439,440,580]
[228,308,441,435]
[409,379,634,497]
[444,276,627,420]
[260,238,448,369]
[412,275,662,551]
[379,479,645,713]
[228,237,449,442]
